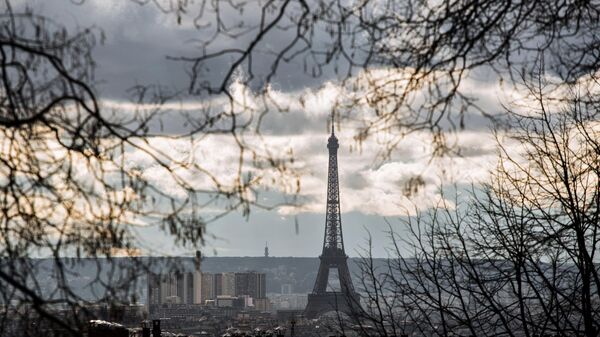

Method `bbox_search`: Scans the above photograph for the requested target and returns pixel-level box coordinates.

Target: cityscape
[86,120,369,336]
[1,0,600,337]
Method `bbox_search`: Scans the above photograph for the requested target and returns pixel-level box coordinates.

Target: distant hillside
[199,256,382,294]
[200,256,321,293]
[13,256,390,304]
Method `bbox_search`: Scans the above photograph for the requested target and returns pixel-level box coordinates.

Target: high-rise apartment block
[235,272,266,299]
[196,272,214,304]
[148,272,195,305]
[148,270,267,309]
[221,272,236,296]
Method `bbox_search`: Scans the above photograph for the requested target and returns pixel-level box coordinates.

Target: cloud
[14,0,589,257]
[88,66,509,219]
[276,128,499,216]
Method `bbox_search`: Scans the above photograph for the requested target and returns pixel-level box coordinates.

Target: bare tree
[353,71,600,337]
[0,2,299,335]
[140,0,600,157]
[3,0,600,335]
[123,1,600,335]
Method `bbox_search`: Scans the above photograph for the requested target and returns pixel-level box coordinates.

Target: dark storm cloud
[11,0,513,257]
[16,0,505,136]
[16,0,339,99]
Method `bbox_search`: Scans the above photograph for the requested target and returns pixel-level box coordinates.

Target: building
[235,273,249,298]
[222,272,236,296]
[235,272,266,299]
[185,272,194,304]
[254,298,272,311]
[148,268,267,311]
[213,273,222,297]
[147,273,161,306]
[148,271,196,307]
[270,294,308,310]
[195,272,214,305]
[88,320,129,337]
[215,295,245,308]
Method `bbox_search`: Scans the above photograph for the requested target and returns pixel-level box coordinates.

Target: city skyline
[2,0,599,336]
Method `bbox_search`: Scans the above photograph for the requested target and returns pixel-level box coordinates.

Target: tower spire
[324,113,341,251]
[331,113,335,136]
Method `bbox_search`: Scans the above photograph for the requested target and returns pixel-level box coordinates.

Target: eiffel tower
[304,117,361,319]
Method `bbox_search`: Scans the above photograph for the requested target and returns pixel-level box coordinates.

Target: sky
[16,0,513,258]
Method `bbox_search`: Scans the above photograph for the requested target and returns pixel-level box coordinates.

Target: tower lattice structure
[304,118,361,319]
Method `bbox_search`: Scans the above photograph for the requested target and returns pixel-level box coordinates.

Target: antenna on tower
[331,112,335,135]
